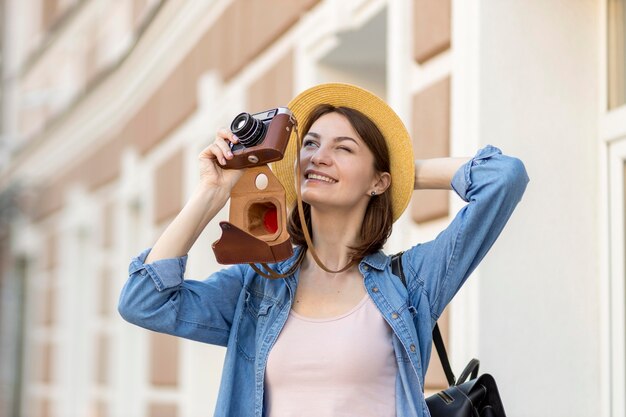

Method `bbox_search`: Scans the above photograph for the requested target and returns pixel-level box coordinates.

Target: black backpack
[390,252,507,417]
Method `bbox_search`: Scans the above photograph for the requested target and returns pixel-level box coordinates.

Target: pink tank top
[264,292,398,417]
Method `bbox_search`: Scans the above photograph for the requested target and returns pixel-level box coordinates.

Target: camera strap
[248,122,357,279]
[249,249,305,279]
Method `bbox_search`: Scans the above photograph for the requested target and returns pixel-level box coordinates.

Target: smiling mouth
[305,173,337,184]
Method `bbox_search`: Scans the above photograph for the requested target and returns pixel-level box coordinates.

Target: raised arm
[403,145,530,321]
[118,129,247,345]
[414,156,472,190]
[145,129,243,263]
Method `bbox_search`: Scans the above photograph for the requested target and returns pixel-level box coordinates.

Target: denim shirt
[118,144,529,417]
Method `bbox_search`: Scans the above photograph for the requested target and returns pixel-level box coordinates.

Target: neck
[302,204,367,272]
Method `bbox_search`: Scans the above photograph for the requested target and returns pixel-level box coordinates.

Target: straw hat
[270,83,415,222]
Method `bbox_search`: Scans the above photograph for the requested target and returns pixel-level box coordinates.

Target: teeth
[307,173,336,183]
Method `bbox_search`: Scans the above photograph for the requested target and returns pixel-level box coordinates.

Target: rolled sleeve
[119,247,246,346]
[128,248,188,291]
[451,144,504,202]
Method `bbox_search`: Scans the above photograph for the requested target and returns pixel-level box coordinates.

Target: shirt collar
[361,250,389,270]
[275,245,304,275]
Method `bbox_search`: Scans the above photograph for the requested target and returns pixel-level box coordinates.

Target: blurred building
[0,0,619,416]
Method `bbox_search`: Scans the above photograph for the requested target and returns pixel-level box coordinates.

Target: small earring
[371,191,376,196]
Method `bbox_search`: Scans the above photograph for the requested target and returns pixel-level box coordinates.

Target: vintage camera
[222,107,294,169]
[212,107,295,268]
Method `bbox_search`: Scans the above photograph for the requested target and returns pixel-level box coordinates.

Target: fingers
[217,127,239,144]
[214,136,233,163]
[199,128,240,166]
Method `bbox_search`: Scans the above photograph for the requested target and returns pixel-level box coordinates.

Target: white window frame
[600,2,626,417]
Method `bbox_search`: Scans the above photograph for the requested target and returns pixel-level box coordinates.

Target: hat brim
[270,83,415,222]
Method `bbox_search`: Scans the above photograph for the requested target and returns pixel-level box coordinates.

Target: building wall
[474,1,600,416]
[0,0,606,417]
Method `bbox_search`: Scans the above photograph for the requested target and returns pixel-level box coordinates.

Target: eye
[337,146,353,153]
[303,139,318,148]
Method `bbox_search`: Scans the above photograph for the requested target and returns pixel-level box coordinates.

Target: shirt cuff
[450,144,502,201]
[128,248,188,291]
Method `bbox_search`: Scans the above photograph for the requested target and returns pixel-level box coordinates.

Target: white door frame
[599,1,626,415]
[607,138,626,417]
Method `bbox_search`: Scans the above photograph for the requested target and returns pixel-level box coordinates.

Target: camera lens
[230,112,266,147]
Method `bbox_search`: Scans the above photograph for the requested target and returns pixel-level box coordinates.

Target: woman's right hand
[198,128,245,190]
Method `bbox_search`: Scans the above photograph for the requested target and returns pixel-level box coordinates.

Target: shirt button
[410,344,416,352]
[391,313,399,319]
[363,265,370,271]
[372,287,379,292]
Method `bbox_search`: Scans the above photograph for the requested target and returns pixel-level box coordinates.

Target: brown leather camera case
[212,165,293,264]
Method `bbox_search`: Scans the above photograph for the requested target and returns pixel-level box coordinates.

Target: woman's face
[298,112,383,213]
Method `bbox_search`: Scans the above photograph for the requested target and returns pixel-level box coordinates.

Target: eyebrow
[305,131,360,146]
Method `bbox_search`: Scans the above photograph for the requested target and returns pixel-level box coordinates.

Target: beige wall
[411,76,451,224]
[0,0,606,417]
[3,0,459,415]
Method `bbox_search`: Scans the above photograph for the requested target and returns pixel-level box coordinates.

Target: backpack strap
[390,252,457,386]
[390,251,406,287]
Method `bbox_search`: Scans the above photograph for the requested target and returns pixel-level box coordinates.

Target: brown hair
[287,104,394,263]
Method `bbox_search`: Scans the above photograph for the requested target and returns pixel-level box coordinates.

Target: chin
[299,189,320,205]
[300,188,337,207]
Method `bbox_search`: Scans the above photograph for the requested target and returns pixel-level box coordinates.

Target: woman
[118,83,529,417]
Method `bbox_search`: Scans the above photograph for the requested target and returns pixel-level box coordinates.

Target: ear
[371,171,391,194]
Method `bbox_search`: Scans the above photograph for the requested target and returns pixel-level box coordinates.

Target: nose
[310,144,332,166]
